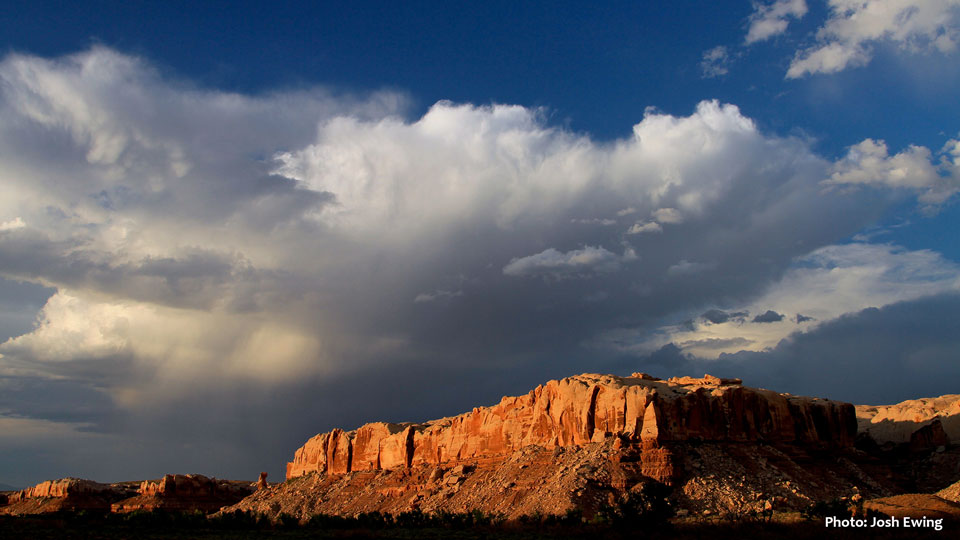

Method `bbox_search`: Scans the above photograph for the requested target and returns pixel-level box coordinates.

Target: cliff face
[0,478,134,515]
[856,394,960,445]
[7,478,112,502]
[287,373,857,483]
[0,475,253,515]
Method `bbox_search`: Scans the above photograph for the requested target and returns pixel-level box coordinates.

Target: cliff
[0,475,253,515]
[856,394,960,445]
[111,474,253,513]
[287,373,857,484]
[0,478,134,515]
[214,372,881,520]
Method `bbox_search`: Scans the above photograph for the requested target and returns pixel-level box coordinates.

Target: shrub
[597,481,674,528]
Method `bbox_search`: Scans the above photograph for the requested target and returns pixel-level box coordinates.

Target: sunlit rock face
[856,394,960,445]
[286,372,858,483]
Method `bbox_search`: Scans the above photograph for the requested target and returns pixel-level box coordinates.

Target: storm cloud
[0,47,956,485]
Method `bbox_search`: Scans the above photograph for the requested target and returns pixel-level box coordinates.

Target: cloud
[621,242,960,358]
[709,294,960,404]
[0,46,947,483]
[700,46,732,78]
[825,137,960,207]
[627,221,662,234]
[787,0,960,78]
[701,309,749,324]
[746,0,809,44]
[652,207,684,224]
[752,309,785,323]
[667,259,715,276]
[502,246,634,278]
[414,289,463,303]
[0,217,25,231]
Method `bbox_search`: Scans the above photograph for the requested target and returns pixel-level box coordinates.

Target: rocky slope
[225,372,877,520]
[111,474,254,513]
[0,474,253,515]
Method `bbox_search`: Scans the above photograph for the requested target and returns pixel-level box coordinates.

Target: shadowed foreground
[0,510,953,540]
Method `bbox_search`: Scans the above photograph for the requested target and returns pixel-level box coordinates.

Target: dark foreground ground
[0,512,954,540]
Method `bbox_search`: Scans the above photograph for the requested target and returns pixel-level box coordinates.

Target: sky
[0,0,959,487]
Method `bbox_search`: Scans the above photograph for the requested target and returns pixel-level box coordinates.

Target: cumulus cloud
[826,137,960,206]
[0,46,949,483]
[746,0,809,44]
[787,0,960,78]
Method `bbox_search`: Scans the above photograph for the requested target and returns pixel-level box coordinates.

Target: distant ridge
[0,483,19,491]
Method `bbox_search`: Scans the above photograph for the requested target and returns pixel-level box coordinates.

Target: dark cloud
[701,309,749,324]
[752,310,784,323]
[633,294,960,405]
[795,313,814,323]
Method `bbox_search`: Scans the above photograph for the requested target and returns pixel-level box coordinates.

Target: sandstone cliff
[287,373,856,485]
[856,394,960,445]
[211,372,881,520]
[0,478,135,515]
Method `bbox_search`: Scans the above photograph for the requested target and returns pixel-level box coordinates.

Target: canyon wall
[287,373,857,483]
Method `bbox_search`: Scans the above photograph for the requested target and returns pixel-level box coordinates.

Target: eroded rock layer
[0,478,135,515]
[856,394,960,445]
[287,373,857,485]
[111,474,254,513]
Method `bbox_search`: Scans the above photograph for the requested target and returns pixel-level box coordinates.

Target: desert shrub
[801,498,850,521]
[597,481,674,528]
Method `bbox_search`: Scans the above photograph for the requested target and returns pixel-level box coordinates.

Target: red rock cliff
[8,478,113,503]
[287,373,857,483]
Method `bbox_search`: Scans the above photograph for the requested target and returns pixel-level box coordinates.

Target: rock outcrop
[213,372,879,520]
[287,373,857,485]
[111,474,253,513]
[856,394,960,445]
[0,478,135,515]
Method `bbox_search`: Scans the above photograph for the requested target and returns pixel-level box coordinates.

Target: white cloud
[652,207,684,223]
[0,291,325,387]
[826,137,960,206]
[788,0,960,78]
[746,0,809,44]
[627,221,663,234]
[0,47,948,475]
[700,46,732,78]
[0,217,25,231]
[502,246,631,278]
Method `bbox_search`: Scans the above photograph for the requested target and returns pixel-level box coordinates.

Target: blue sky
[0,1,958,486]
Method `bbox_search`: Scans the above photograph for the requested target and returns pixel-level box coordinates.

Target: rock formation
[286,373,857,486]
[856,394,960,445]
[218,372,876,520]
[111,474,253,513]
[0,475,253,515]
[0,478,134,515]
[257,472,268,490]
